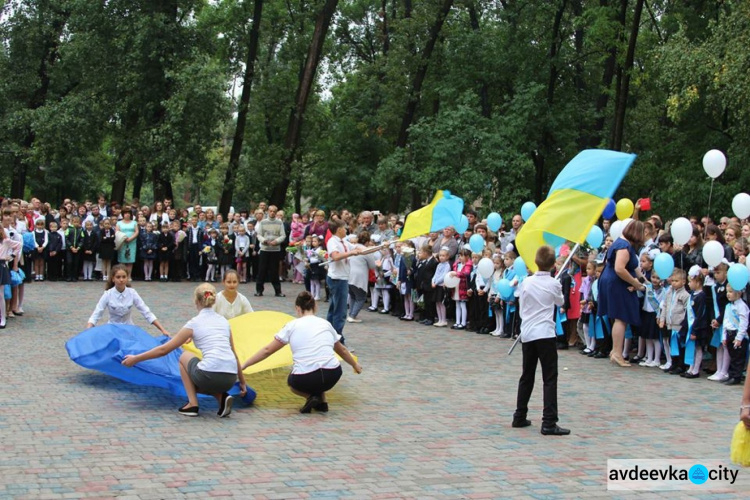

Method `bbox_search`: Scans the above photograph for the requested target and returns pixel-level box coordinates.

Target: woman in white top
[87,265,169,335]
[242,291,362,413]
[213,270,254,320]
[122,284,247,418]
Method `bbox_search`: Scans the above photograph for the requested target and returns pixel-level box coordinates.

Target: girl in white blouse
[122,284,247,418]
[86,265,169,335]
[242,291,361,414]
[213,270,254,320]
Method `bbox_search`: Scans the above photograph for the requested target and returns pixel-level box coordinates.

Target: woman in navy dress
[597,220,646,367]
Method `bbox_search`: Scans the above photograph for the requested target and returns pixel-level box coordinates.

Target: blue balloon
[455,214,469,234]
[543,232,566,247]
[602,199,616,220]
[469,234,485,253]
[514,257,528,278]
[586,225,604,248]
[728,264,750,291]
[497,278,514,300]
[487,212,503,232]
[521,201,536,222]
[653,253,674,280]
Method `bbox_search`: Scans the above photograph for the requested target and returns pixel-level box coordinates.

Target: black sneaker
[314,402,329,413]
[512,419,531,428]
[254,292,263,297]
[300,395,321,414]
[275,293,286,298]
[541,425,570,436]
[178,404,199,417]
[218,393,233,418]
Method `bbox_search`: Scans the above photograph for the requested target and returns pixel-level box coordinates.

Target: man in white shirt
[512,245,570,436]
[326,219,361,344]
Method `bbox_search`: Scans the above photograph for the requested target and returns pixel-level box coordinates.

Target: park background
[1,0,748,219]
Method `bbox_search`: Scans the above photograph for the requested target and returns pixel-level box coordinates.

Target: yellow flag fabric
[517,189,607,272]
[731,421,750,467]
[183,311,294,375]
[400,190,464,241]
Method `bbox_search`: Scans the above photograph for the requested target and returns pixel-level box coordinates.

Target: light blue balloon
[543,232,566,248]
[455,214,469,234]
[586,225,604,249]
[728,264,750,291]
[521,201,536,222]
[487,212,503,232]
[497,278,514,300]
[653,253,674,280]
[514,257,528,278]
[469,234,485,253]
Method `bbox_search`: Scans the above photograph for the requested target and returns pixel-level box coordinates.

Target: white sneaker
[490,330,502,337]
[346,316,362,323]
[639,360,649,367]
[646,360,661,367]
[659,363,671,371]
[714,373,729,382]
[707,373,719,381]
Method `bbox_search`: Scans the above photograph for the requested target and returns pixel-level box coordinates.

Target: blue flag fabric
[66,325,255,403]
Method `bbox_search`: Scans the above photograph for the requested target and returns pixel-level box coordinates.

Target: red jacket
[453,259,473,301]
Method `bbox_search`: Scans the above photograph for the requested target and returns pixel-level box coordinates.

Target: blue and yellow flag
[400,190,464,241]
[517,149,636,271]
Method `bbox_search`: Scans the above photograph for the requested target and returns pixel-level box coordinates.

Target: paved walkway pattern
[0,281,748,499]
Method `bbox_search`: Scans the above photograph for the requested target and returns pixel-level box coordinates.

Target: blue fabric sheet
[66,324,255,403]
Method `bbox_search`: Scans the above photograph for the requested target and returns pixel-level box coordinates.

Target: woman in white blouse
[242,291,362,413]
[122,284,247,418]
[86,265,169,335]
[213,270,254,320]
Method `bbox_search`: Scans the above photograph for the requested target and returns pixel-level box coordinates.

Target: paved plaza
[1,280,748,499]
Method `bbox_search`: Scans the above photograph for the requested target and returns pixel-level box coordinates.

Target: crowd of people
[2,195,749,396]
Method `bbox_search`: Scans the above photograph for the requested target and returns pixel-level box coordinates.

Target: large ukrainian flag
[400,190,464,241]
[517,149,637,272]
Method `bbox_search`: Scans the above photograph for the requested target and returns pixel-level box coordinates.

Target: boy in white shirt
[512,245,569,436]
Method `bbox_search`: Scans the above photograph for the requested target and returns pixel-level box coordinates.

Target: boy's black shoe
[500,333,512,339]
[556,342,569,350]
[314,402,329,413]
[512,419,531,428]
[541,425,570,436]
[668,367,685,375]
[254,292,263,297]
[724,378,742,385]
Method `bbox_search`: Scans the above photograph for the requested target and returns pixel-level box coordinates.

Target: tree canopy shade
[1,0,748,220]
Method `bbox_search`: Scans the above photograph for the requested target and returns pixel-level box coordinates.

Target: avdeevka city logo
[689,464,708,485]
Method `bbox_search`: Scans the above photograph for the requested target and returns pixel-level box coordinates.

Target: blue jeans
[326,276,349,343]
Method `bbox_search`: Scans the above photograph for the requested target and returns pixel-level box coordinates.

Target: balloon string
[706,178,714,239]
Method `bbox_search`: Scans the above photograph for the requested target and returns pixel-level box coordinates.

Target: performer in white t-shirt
[242,291,362,413]
[122,284,247,418]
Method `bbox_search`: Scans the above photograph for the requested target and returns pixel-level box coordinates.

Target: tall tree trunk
[218,0,264,219]
[467,1,490,118]
[132,165,146,200]
[532,0,567,203]
[587,0,625,148]
[111,155,131,205]
[269,0,339,208]
[608,0,629,148]
[152,166,172,202]
[388,0,455,213]
[611,0,644,151]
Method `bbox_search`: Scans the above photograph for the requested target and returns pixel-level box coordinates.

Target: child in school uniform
[489,254,506,336]
[234,224,251,283]
[554,256,573,349]
[81,220,100,281]
[218,223,235,281]
[707,263,730,381]
[397,240,417,321]
[502,251,520,338]
[157,222,175,282]
[32,219,48,281]
[658,268,690,375]
[467,252,491,334]
[512,245,569,436]
[46,221,63,282]
[414,244,438,326]
[204,227,220,282]
[682,270,709,378]
[719,284,749,386]
[138,221,158,281]
[451,248,473,330]
[579,261,596,355]
[431,247,451,327]
[66,216,84,282]
[638,271,666,367]
[98,219,116,282]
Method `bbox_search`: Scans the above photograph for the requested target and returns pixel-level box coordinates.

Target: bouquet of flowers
[176,230,186,245]
[221,235,233,254]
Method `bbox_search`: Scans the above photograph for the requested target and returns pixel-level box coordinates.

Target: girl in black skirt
[98,219,116,282]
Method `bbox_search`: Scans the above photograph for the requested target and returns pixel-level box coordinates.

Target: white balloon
[703,149,726,179]
[732,193,750,219]
[477,257,494,279]
[670,217,693,246]
[443,271,460,288]
[610,220,624,240]
[702,240,724,268]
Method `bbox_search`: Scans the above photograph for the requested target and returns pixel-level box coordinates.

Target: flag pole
[508,242,581,355]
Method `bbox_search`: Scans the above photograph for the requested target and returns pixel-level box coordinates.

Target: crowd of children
[2,195,749,389]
